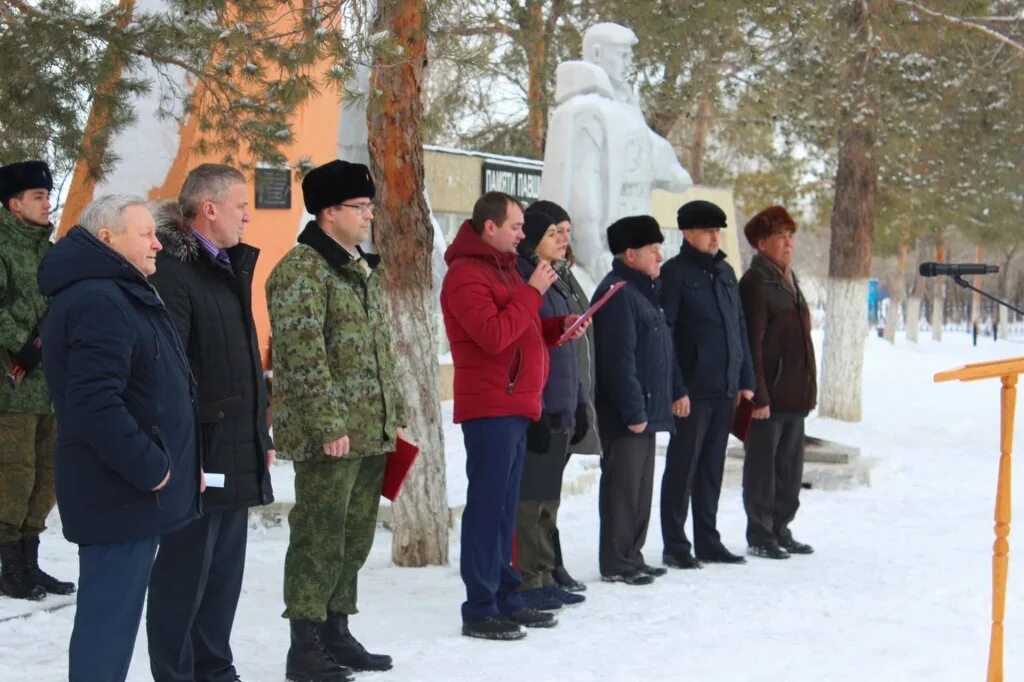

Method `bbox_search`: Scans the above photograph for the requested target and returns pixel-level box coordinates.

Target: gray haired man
[146,164,275,682]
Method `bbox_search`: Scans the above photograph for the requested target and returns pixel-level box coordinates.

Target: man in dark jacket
[592,215,684,586]
[740,206,817,560]
[38,195,200,682]
[441,191,586,641]
[659,200,754,569]
[0,160,74,600]
[146,164,274,682]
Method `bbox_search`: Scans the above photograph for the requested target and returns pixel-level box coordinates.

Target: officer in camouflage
[0,160,74,601]
[267,160,408,682]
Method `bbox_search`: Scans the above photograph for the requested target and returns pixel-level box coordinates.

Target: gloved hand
[570,403,589,445]
[12,331,42,374]
[526,415,553,453]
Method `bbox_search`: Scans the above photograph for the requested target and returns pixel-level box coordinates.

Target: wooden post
[935,357,1024,682]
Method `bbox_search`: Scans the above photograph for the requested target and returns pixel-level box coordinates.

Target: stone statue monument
[540,22,692,280]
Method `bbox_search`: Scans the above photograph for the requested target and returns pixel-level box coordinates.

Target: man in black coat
[146,164,274,682]
[38,195,200,682]
[659,200,754,569]
[592,215,685,586]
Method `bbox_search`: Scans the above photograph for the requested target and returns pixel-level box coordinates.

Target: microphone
[919,262,999,277]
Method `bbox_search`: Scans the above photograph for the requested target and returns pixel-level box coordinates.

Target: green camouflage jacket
[266,222,407,461]
[0,210,52,413]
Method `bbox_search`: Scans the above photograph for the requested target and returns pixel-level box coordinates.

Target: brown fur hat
[743,205,797,247]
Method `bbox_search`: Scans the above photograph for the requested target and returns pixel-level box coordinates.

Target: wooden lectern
[935,356,1024,682]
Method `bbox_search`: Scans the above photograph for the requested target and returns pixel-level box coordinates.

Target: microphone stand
[950,274,1024,317]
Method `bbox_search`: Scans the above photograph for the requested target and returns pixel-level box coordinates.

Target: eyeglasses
[340,202,375,214]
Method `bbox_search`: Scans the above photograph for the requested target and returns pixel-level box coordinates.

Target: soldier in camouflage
[0,161,74,601]
[267,160,408,682]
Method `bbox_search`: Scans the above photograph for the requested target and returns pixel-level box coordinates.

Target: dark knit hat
[526,199,570,225]
[743,205,797,247]
[0,160,53,208]
[519,211,556,255]
[607,215,664,255]
[676,200,727,230]
[301,160,375,215]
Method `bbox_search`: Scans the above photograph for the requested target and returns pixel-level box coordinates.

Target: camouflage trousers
[283,454,386,621]
[0,412,56,543]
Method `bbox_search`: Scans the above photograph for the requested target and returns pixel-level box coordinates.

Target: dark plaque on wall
[255,168,292,209]
[481,161,542,206]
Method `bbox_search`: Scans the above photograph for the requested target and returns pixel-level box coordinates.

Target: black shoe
[551,565,587,592]
[320,614,393,672]
[696,546,747,565]
[640,564,668,577]
[780,538,814,555]
[663,552,703,570]
[21,536,75,595]
[0,542,45,601]
[601,570,655,586]
[462,615,526,640]
[507,607,558,628]
[285,620,354,682]
[519,587,564,611]
[747,543,790,560]
[540,585,586,606]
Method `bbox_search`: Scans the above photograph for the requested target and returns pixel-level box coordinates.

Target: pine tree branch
[894,0,1024,55]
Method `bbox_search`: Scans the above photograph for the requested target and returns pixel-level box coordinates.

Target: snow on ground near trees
[2,331,1023,681]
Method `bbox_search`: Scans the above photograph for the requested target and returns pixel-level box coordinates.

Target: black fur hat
[676,200,727,230]
[0,161,53,208]
[607,215,664,255]
[301,160,375,215]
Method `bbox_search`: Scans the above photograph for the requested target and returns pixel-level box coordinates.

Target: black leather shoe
[507,607,558,628]
[780,538,814,555]
[747,542,790,560]
[663,552,703,570]
[640,564,668,577]
[696,546,747,564]
[601,570,655,586]
[462,615,526,640]
[551,565,587,592]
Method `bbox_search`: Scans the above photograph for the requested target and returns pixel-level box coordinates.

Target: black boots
[0,541,45,600]
[321,613,393,672]
[286,620,354,682]
[21,535,75,595]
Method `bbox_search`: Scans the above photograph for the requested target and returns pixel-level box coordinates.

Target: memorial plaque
[481,161,542,206]
[255,167,292,209]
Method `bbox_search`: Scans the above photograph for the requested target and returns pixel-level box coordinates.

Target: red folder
[557,280,627,345]
[381,437,420,501]
[732,398,754,442]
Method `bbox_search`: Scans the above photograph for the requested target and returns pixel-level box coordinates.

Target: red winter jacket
[441,220,565,423]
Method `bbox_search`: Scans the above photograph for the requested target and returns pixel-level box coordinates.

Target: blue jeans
[460,416,529,623]
[69,537,159,682]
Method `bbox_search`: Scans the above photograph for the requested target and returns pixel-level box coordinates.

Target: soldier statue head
[582,23,638,93]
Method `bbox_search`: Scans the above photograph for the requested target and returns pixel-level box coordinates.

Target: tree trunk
[525,0,546,154]
[931,237,945,342]
[818,0,877,423]
[884,239,908,344]
[971,244,984,329]
[906,236,927,342]
[368,0,449,567]
[688,96,712,185]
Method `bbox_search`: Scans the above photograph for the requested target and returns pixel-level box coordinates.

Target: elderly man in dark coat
[38,195,200,682]
[659,200,754,570]
[592,215,684,586]
[739,205,817,560]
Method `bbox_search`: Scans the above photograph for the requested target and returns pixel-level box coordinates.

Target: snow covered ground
[2,331,1024,681]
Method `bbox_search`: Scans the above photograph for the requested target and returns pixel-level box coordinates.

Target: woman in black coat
[513,211,588,610]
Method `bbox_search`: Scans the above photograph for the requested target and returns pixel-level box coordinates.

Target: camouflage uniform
[267,222,406,621]
[0,209,54,544]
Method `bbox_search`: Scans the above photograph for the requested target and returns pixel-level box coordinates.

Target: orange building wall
[59,84,344,367]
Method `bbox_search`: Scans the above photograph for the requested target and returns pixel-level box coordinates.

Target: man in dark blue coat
[591,215,685,586]
[659,200,754,569]
[38,195,200,682]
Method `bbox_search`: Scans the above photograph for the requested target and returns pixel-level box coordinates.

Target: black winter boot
[321,614,393,672]
[22,536,75,595]
[0,541,45,601]
[285,620,353,682]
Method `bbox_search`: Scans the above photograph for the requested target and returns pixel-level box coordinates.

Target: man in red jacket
[441,191,587,641]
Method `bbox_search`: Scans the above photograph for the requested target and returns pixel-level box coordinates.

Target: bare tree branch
[894,0,1024,55]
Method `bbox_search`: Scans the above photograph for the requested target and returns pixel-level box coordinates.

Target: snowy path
[1,332,1022,681]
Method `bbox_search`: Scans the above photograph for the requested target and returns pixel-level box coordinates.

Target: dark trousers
[69,536,159,682]
[660,397,733,558]
[743,417,805,546]
[460,416,528,623]
[147,507,249,682]
[516,428,570,590]
[599,432,655,576]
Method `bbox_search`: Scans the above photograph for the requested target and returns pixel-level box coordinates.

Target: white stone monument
[540,22,692,280]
